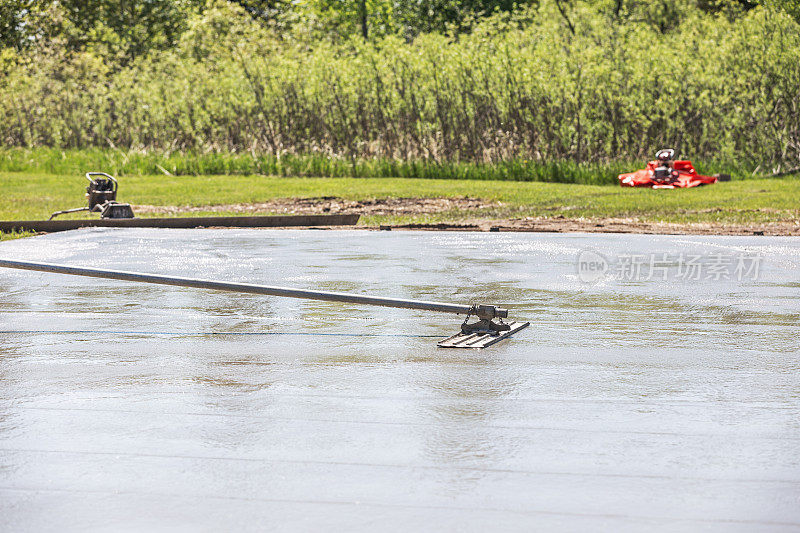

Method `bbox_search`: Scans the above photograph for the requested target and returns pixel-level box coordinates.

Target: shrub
[1,1,798,176]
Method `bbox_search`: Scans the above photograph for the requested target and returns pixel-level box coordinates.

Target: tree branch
[555,0,576,35]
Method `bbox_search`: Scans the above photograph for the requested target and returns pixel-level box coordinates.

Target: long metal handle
[0,259,508,319]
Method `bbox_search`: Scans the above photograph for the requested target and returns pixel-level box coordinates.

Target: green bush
[0,0,798,178]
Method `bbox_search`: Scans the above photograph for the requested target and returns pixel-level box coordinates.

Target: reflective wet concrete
[0,228,798,531]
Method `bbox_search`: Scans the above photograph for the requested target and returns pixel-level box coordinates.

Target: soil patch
[136,196,497,216]
[135,196,799,236]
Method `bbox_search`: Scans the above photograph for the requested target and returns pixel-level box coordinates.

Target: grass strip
[1,172,797,230]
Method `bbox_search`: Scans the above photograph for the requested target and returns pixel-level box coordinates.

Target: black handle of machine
[85,172,118,192]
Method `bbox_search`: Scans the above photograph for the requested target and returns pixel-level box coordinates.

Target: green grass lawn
[1,172,799,237]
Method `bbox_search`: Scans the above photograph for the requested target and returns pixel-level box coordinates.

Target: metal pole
[0,259,508,319]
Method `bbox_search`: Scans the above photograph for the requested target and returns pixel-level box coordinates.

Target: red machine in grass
[618,149,730,188]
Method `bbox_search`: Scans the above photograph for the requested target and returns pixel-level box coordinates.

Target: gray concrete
[0,228,798,532]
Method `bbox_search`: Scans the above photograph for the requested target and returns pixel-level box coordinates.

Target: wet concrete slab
[0,228,799,531]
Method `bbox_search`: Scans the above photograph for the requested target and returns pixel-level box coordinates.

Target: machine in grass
[1,171,358,234]
[618,149,731,189]
[49,172,135,220]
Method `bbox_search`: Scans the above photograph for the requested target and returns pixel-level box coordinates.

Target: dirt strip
[135,196,498,216]
[134,197,799,236]
[250,217,799,236]
[380,217,800,236]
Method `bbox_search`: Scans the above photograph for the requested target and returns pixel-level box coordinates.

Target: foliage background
[1,0,798,180]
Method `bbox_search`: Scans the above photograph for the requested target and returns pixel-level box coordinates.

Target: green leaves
[0,0,798,172]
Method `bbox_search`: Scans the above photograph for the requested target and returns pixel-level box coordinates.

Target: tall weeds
[1,1,798,176]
